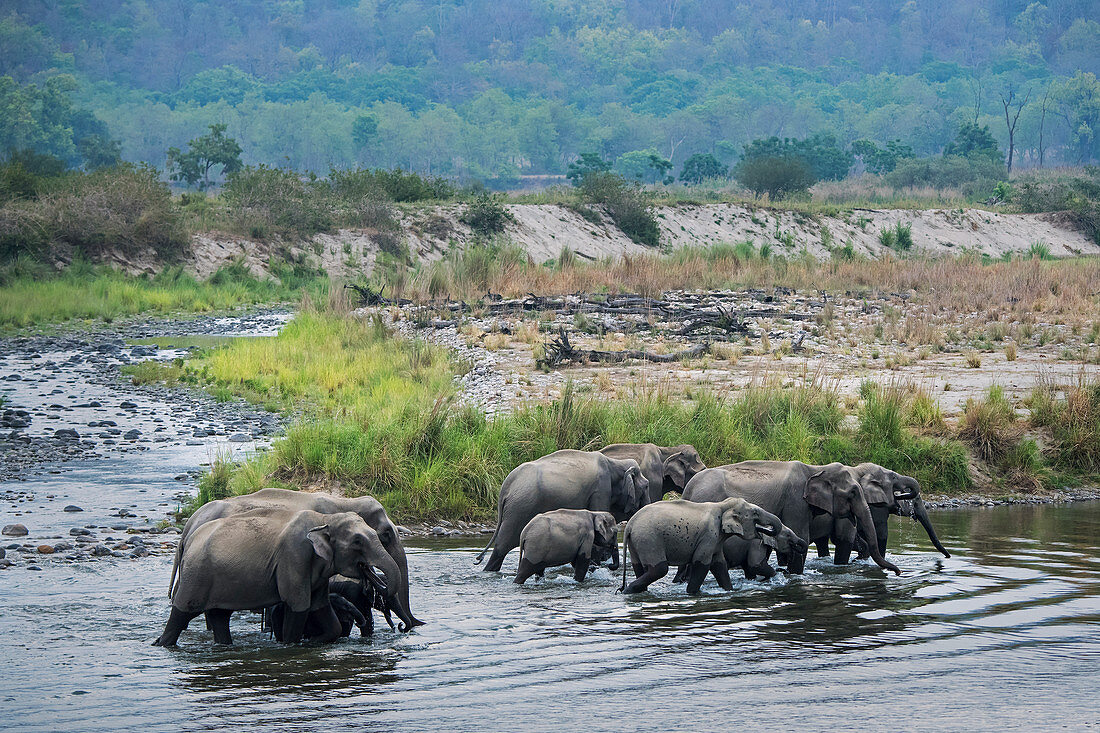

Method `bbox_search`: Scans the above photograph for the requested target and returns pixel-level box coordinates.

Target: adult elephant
[681,461,900,575]
[171,488,423,629]
[475,449,648,573]
[819,463,951,564]
[155,510,409,646]
[599,443,707,504]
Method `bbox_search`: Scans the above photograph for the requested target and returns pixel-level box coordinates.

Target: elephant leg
[750,562,777,580]
[153,608,201,647]
[307,606,342,644]
[514,558,538,585]
[834,541,853,565]
[671,564,689,583]
[742,561,757,580]
[709,560,734,591]
[207,608,233,645]
[854,534,871,560]
[204,612,216,631]
[623,562,669,594]
[572,555,590,582]
[483,519,522,572]
[685,562,710,594]
[815,538,830,558]
[281,609,309,644]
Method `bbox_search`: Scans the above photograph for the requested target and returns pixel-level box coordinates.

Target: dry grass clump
[958,386,1024,465]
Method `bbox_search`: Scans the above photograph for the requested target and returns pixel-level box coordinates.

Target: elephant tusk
[893,490,917,500]
[755,523,778,536]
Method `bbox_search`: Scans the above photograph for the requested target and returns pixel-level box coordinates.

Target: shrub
[460,193,514,236]
[735,156,816,200]
[579,172,660,247]
[885,155,1006,198]
[1028,378,1100,471]
[679,153,729,184]
[223,165,332,238]
[1026,241,1053,260]
[958,386,1021,464]
[1013,168,1100,244]
[0,164,187,262]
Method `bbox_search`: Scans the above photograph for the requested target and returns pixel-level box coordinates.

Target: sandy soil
[169,203,1100,281]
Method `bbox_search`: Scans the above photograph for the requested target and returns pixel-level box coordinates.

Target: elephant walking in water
[476,449,648,573]
[599,443,707,504]
[682,461,900,575]
[620,497,777,595]
[155,510,409,646]
[515,509,619,584]
[171,488,424,630]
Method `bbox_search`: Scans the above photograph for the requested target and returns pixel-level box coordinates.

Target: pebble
[123,429,141,440]
[228,433,249,442]
[37,544,54,554]
[63,505,83,512]
[431,526,447,536]
[0,548,5,559]
[2,524,28,537]
[70,527,92,536]
[90,545,112,557]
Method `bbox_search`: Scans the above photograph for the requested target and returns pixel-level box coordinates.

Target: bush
[579,172,661,247]
[0,164,186,262]
[735,156,816,200]
[223,165,333,238]
[1012,168,1100,244]
[367,168,454,202]
[679,153,729,184]
[885,155,1006,197]
[460,193,514,236]
[958,386,1021,464]
[1028,378,1100,472]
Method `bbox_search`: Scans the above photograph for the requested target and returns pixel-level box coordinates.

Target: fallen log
[538,328,708,368]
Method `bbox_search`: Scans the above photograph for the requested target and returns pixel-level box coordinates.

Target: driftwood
[538,328,707,368]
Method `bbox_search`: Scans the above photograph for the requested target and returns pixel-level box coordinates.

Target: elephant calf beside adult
[155,510,404,646]
[476,449,648,573]
[682,461,901,575]
[515,509,619,584]
[620,497,778,594]
[599,443,707,504]
[171,488,424,630]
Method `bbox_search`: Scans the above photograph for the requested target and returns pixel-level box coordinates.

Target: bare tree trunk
[1038,87,1050,168]
[1001,87,1031,176]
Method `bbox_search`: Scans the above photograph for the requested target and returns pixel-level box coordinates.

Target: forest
[1,0,1099,184]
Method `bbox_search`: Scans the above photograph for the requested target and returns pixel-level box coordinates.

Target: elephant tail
[168,536,184,599]
[474,494,505,564]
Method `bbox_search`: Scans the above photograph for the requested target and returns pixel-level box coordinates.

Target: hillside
[162,204,1100,281]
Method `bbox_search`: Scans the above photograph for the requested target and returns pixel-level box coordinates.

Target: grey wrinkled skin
[170,488,423,628]
[819,463,951,563]
[515,509,619,584]
[722,522,808,580]
[476,450,649,573]
[154,510,407,647]
[682,461,900,575]
[599,443,707,504]
[620,497,774,595]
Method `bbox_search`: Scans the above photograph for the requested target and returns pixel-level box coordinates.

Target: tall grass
[167,311,981,521]
[0,260,324,328]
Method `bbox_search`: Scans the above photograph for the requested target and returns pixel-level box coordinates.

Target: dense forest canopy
[1,0,1099,183]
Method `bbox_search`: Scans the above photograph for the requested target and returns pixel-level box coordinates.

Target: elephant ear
[593,514,615,543]
[307,525,334,566]
[762,533,778,549]
[860,471,890,506]
[721,508,747,537]
[803,471,834,514]
[663,451,688,490]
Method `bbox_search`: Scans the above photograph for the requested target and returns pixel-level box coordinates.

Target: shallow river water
[2,500,1098,732]
[2,313,1099,732]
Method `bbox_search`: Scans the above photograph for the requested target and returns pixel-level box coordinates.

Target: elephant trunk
[387,541,426,628]
[368,555,419,633]
[853,494,900,575]
[912,497,951,558]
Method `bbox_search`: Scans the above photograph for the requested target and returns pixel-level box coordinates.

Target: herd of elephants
[154,443,951,647]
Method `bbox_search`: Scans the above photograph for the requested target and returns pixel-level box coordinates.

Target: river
[1,315,1098,732]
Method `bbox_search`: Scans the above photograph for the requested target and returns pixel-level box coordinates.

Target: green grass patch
[160,310,985,521]
[0,260,326,329]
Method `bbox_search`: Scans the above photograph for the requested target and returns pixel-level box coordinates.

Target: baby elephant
[724,524,808,580]
[515,509,619,584]
[621,498,776,595]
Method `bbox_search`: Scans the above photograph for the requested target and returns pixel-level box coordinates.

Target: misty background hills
[1,0,1098,183]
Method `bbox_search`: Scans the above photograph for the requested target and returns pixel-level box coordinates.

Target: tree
[166,124,243,190]
[944,122,1002,162]
[735,156,815,200]
[851,139,915,174]
[1001,87,1031,174]
[738,133,853,181]
[351,114,378,152]
[678,153,728,184]
[616,149,672,184]
[1055,72,1100,163]
[566,152,611,185]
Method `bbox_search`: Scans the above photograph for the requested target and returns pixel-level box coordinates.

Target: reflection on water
[2,502,1098,732]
